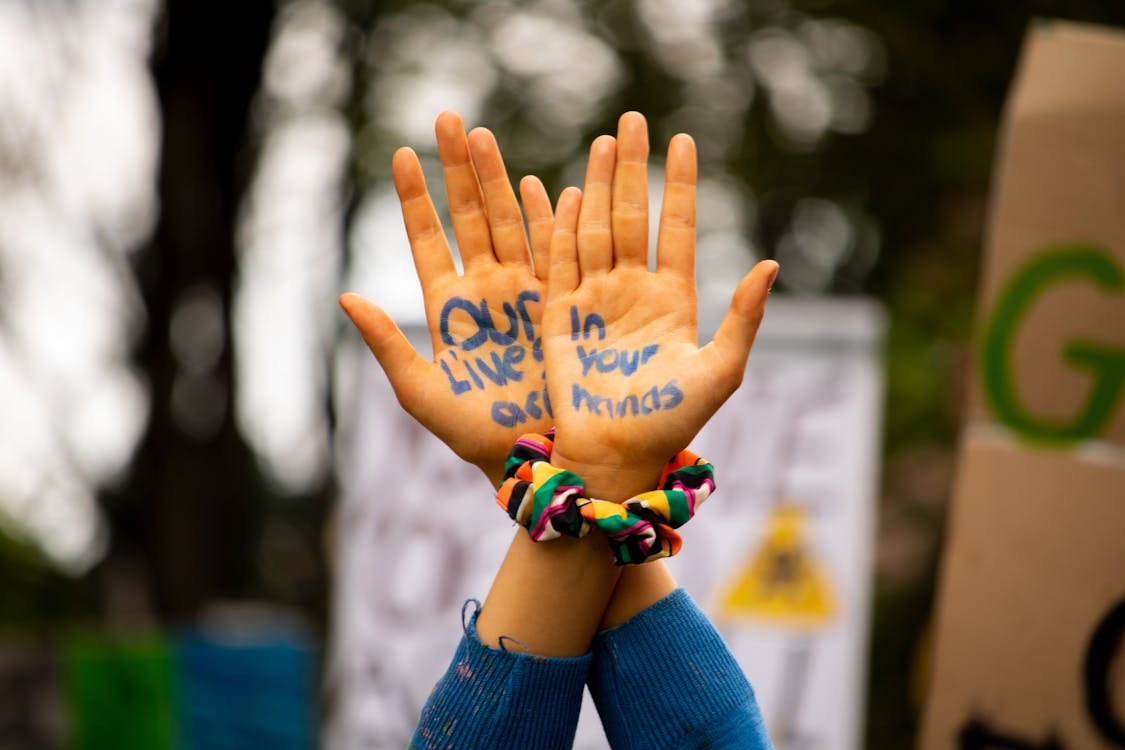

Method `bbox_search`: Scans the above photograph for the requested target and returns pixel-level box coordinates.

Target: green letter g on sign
[981,244,1125,444]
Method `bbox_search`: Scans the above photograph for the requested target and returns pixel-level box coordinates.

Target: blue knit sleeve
[588,588,775,750]
[409,602,591,750]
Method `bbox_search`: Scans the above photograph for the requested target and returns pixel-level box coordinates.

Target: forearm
[553,436,681,631]
[476,530,620,657]
[476,444,667,657]
[600,559,677,630]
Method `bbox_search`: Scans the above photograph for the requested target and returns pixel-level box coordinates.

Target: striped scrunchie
[495,430,715,565]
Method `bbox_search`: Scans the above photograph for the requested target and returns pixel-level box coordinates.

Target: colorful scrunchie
[495,430,715,565]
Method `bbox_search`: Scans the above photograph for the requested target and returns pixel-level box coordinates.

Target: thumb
[339,292,430,400]
[702,260,778,386]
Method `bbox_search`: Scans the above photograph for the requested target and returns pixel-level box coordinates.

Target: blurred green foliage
[0,528,97,629]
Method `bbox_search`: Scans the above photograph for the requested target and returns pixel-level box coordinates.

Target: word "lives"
[441,348,526,395]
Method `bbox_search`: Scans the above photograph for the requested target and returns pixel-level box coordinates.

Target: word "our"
[441,291,540,352]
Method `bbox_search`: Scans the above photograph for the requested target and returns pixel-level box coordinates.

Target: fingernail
[766,262,780,292]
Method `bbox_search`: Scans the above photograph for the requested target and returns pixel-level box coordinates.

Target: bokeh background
[2,0,1123,748]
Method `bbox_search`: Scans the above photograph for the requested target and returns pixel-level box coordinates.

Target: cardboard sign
[965,20,1125,448]
[920,20,1125,750]
[922,432,1125,749]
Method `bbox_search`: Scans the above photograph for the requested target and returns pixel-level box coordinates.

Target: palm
[543,114,776,485]
[341,112,555,484]
[543,268,710,463]
[417,264,550,471]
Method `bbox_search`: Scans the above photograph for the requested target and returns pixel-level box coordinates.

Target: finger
[548,187,582,298]
[468,127,532,268]
[700,260,779,391]
[339,293,431,404]
[392,147,456,290]
[435,111,494,268]
[577,135,616,276]
[520,175,554,281]
[655,133,697,279]
[612,112,649,268]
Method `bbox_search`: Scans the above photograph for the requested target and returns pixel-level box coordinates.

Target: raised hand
[542,112,778,498]
[340,112,558,484]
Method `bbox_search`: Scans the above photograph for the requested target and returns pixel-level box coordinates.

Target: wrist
[549,442,665,502]
[480,464,505,488]
[496,430,715,566]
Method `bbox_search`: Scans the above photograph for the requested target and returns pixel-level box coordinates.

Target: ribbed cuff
[588,588,773,750]
[410,602,591,750]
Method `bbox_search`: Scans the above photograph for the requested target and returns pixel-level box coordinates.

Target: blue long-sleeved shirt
[410,589,774,749]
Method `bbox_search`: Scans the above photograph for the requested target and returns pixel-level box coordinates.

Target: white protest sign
[686,296,884,750]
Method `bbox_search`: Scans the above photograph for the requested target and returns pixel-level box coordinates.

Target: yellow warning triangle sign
[719,503,835,627]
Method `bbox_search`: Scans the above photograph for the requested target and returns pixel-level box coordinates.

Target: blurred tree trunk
[115,0,276,619]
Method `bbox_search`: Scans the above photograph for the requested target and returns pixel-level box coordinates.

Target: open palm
[542,114,777,494]
[341,112,557,483]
